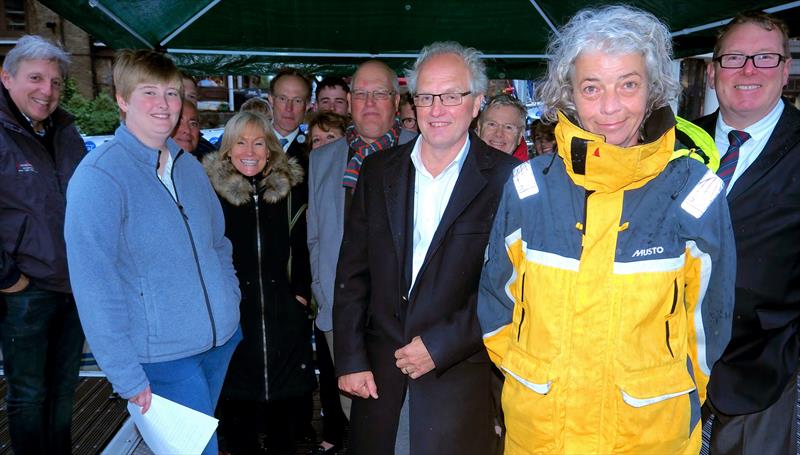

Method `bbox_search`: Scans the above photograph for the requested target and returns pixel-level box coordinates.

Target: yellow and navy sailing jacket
[477,107,735,454]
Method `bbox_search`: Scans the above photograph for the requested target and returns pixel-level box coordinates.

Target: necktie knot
[728,129,750,148]
[279,138,289,147]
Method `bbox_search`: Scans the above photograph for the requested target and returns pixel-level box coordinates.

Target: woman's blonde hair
[219,111,284,176]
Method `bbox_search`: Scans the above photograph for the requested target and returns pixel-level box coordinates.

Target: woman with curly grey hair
[478,5,736,454]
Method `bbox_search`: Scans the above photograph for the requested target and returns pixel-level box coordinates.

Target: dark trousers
[0,285,84,455]
[219,396,306,455]
[315,325,347,445]
[702,370,799,455]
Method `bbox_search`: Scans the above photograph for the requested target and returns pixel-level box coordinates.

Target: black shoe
[307,444,339,455]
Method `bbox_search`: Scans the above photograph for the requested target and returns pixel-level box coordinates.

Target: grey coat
[307,129,417,331]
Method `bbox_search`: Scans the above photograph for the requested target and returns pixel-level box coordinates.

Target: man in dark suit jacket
[696,11,800,454]
[268,67,312,173]
[334,42,518,455]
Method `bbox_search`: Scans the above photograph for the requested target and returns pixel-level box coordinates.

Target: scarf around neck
[342,121,401,189]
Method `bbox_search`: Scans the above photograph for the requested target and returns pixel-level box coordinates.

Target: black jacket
[696,99,800,415]
[205,147,315,401]
[0,87,86,292]
[333,133,518,454]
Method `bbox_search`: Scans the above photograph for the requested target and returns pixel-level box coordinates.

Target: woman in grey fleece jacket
[64,50,240,455]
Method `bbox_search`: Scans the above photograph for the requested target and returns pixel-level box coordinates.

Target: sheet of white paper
[127,393,218,455]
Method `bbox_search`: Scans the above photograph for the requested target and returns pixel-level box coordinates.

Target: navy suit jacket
[696,99,800,415]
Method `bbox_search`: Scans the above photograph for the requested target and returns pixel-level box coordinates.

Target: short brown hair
[714,11,791,57]
[113,49,182,102]
[269,67,312,101]
[308,111,349,136]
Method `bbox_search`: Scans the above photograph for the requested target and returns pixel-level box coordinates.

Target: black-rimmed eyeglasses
[413,91,472,107]
[713,53,786,69]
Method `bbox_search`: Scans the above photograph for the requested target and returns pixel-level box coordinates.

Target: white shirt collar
[717,98,784,142]
[409,136,470,180]
[272,127,300,150]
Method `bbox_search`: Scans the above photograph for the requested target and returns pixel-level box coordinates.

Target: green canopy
[40,0,800,78]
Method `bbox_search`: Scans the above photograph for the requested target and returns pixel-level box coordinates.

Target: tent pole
[160,0,222,46]
[227,75,234,112]
[88,0,152,48]
[527,0,559,36]
[167,49,549,59]
[672,0,800,36]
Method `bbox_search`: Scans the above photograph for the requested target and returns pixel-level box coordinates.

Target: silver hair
[536,5,680,123]
[406,41,488,95]
[2,35,70,78]
[479,94,527,127]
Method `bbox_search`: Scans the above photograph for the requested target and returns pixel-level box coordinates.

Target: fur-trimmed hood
[203,148,304,206]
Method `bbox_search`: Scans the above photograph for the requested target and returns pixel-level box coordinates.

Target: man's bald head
[351,60,399,94]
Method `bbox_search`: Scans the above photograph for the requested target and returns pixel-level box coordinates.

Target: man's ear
[706,62,716,91]
[472,93,485,118]
[1,70,11,89]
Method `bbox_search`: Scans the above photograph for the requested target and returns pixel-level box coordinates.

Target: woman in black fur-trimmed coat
[204,111,315,455]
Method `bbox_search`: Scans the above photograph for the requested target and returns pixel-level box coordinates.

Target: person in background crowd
[0,34,86,455]
[65,49,241,455]
[316,76,350,117]
[530,119,556,157]
[205,111,315,455]
[268,66,316,446]
[181,72,217,158]
[172,99,201,154]
[696,11,800,455]
[334,41,517,455]
[307,59,416,455]
[399,92,418,132]
[241,96,273,122]
[269,67,312,173]
[476,94,527,159]
[309,111,348,150]
[478,6,735,454]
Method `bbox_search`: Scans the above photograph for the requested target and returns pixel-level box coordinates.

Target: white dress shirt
[273,127,300,152]
[715,99,784,194]
[409,136,470,290]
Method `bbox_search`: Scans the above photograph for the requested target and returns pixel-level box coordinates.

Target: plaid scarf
[342,122,401,189]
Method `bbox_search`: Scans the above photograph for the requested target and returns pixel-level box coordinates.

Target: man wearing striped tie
[695,10,800,455]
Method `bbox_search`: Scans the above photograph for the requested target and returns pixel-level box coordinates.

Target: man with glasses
[269,67,312,172]
[333,41,517,454]
[171,99,201,155]
[306,60,416,455]
[399,93,418,133]
[695,11,800,454]
[476,94,526,156]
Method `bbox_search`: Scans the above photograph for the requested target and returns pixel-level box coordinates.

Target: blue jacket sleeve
[65,164,149,399]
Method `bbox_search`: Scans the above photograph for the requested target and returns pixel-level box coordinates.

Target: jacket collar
[0,85,74,136]
[114,124,182,168]
[203,146,304,206]
[556,106,675,193]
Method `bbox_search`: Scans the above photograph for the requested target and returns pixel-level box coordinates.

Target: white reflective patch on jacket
[512,162,538,199]
[681,170,723,219]
[621,386,695,408]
